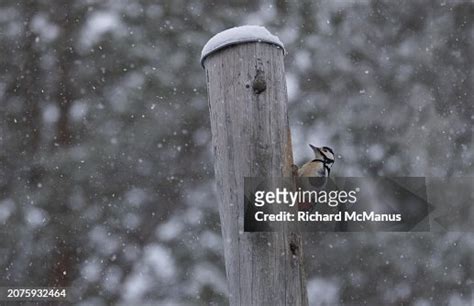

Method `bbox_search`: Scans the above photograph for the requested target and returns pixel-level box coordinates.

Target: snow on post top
[200,25,285,67]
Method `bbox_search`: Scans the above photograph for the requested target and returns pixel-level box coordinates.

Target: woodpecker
[297,144,335,177]
[294,144,335,212]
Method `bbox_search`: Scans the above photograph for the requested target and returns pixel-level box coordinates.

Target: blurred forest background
[0,0,473,305]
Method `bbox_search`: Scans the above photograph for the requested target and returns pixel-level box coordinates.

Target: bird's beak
[309,144,319,154]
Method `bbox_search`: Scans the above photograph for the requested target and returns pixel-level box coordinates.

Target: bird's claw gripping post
[291,164,299,178]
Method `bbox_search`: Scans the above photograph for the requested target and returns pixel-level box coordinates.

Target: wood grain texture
[204,42,308,306]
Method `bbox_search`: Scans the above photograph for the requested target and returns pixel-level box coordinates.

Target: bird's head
[309,144,335,168]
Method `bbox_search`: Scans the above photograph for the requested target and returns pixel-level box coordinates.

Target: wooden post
[202,26,308,306]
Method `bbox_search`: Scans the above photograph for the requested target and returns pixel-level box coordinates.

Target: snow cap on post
[200,25,285,68]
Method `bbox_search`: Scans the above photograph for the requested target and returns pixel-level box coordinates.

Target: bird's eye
[323,149,327,152]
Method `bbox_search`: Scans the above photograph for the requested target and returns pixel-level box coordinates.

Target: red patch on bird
[298,201,313,212]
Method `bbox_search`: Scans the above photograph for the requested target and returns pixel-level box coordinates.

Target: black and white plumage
[298,144,335,177]
[295,144,335,212]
